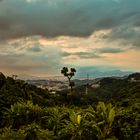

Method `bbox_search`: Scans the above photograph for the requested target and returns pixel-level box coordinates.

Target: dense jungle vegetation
[0,72,140,140]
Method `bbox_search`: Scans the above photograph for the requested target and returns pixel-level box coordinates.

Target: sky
[0,0,140,77]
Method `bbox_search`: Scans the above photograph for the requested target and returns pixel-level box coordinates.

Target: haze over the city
[0,0,140,77]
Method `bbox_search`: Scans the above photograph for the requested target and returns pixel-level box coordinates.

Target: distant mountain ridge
[76,69,133,79]
[10,69,134,80]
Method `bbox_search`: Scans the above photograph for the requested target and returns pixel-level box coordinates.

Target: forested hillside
[0,72,140,140]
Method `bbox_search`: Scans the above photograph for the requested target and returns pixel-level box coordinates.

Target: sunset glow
[0,0,139,77]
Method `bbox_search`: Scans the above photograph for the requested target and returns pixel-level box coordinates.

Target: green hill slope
[0,72,140,140]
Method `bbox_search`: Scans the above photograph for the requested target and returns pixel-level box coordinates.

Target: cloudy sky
[0,0,140,77]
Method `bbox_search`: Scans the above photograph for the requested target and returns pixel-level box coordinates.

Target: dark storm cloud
[61,47,124,59]
[108,25,140,49]
[0,17,12,30]
[96,47,125,54]
[134,21,140,27]
[61,52,103,59]
[74,52,102,59]
[0,0,140,40]
[61,51,102,59]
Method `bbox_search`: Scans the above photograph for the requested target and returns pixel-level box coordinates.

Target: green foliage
[95,102,115,139]
[113,102,140,140]
[0,125,53,140]
[22,123,53,140]
[4,101,46,129]
[0,127,26,140]
[41,106,69,136]
[0,72,140,139]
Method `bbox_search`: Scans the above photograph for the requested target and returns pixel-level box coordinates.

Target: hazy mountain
[76,68,133,79]
[13,68,134,80]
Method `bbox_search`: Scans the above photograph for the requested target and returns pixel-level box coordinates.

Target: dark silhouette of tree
[0,72,6,89]
[61,67,76,91]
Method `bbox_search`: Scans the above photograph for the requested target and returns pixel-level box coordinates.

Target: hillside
[0,72,140,140]
[62,73,140,104]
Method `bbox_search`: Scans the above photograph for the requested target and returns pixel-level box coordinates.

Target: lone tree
[61,67,76,91]
[0,72,6,89]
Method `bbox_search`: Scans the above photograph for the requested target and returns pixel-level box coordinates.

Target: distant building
[91,83,100,88]
[50,91,56,94]
[37,85,47,89]
[129,77,140,82]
